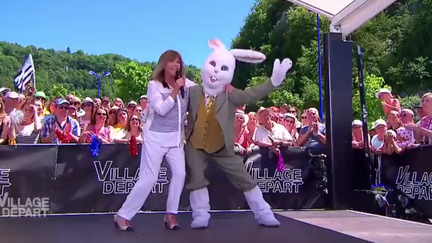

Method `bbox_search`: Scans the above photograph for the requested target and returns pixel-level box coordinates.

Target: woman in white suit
[114,50,196,231]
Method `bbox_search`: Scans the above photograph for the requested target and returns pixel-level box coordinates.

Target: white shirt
[253,122,292,144]
[144,79,196,147]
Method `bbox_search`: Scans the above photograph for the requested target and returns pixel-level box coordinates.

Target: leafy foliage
[399,95,421,111]
[0,42,201,100]
[113,62,153,102]
[352,74,391,126]
[231,0,432,115]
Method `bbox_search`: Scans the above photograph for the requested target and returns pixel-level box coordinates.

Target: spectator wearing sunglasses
[101,97,111,109]
[283,113,298,141]
[114,115,143,144]
[34,91,50,117]
[79,107,112,144]
[40,98,81,143]
[299,110,308,129]
[79,97,95,130]
[127,101,137,115]
[108,106,120,126]
[70,97,86,118]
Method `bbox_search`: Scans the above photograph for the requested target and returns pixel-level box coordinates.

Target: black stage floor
[0,211,431,243]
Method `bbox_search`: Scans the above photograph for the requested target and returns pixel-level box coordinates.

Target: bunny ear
[208,38,226,50]
[230,49,266,63]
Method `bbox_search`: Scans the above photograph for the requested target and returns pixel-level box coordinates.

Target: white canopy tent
[285,0,397,37]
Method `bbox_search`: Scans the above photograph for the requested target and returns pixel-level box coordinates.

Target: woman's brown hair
[151,50,185,84]
[116,108,130,122]
[82,101,97,119]
[91,107,109,126]
[124,115,142,133]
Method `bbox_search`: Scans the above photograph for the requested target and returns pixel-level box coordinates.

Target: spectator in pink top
[234,111,250,155]
[406,93,432,144]
[377,88,400,117]
[79,107,111,143]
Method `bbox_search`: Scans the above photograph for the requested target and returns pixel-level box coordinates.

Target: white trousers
[117,142,186,221]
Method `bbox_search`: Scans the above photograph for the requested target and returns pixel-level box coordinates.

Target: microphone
[175,70,185,99]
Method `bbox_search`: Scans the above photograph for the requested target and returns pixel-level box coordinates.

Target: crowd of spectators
[352,88,432,155]
[4,85,431,157]
[0,87,146,145]
[0,86,326,155]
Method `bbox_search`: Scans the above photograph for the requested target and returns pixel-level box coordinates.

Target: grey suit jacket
[186,79,275,155]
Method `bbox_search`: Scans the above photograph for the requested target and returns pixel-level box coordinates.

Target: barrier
[0,144,328,215]
[381,145,432,218]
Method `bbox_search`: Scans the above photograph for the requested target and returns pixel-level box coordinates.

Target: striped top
[144,79,196,147]
[15,123,40,144]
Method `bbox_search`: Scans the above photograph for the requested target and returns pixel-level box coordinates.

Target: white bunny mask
[201,39,266,96]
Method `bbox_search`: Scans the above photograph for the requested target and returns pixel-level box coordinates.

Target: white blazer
[143,79,196,147]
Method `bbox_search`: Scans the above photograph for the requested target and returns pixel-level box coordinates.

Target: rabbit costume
[184,39,292,228]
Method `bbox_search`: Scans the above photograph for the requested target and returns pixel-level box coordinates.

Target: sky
[0,0,256,67]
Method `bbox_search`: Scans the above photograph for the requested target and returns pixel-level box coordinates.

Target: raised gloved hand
[270,58,293,87]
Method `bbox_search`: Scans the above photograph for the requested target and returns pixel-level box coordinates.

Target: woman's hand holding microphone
[170,76,185,100]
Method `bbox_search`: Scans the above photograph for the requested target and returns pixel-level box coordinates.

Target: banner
[0,145,57,216]
[382,145,432,218]
[0,144,328,215]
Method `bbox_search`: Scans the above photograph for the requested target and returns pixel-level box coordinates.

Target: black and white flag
[13,54,35,91]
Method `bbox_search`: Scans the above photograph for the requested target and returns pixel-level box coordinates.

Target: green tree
[352,74,391,127]
[47,84,68,99]
[247,76,304,111]
[113,62,153,101]
[399,95,421,110]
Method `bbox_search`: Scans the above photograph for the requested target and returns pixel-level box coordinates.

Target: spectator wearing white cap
[376,88,400,117]
[139,95,147,110]
[127,101,137,115]
[283,113,298,141]
[79,97,95,130]
[139,95,149,124]
[108,106,120,126]
[351,120,370,149]
[0,87,11,98]
[70,97,86,118]
[371,119,387,152]
[3,91,20,114]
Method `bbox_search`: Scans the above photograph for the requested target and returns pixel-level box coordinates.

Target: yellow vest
[189,94,224,153]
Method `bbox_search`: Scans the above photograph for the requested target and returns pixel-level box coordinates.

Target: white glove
[270,58,293,87]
